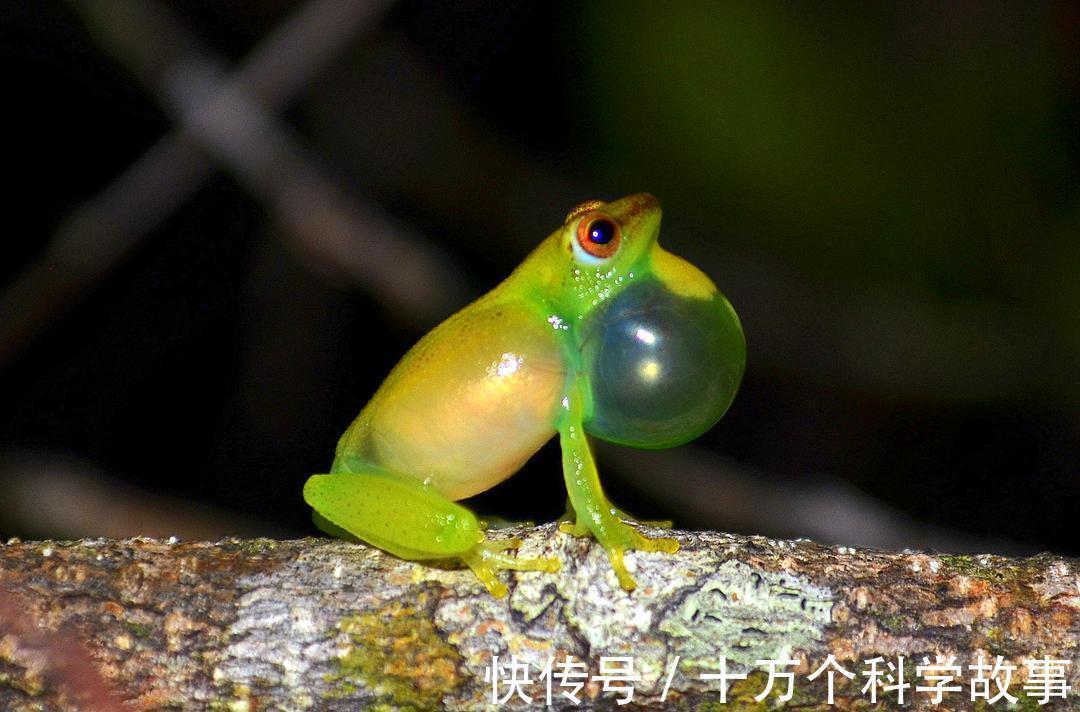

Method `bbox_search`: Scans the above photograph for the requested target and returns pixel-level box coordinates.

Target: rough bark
[0,524,1077,710]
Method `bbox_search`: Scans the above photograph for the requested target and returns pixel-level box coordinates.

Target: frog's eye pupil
[588,219,616,245]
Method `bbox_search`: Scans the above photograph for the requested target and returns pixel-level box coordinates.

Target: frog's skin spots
[564,199,605,223]
[572,263,624,304]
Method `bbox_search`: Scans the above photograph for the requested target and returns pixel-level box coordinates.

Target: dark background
[2,1,1078,556]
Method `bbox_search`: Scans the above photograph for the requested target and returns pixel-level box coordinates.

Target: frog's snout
[604,193,662,244]
[581,273,746,449]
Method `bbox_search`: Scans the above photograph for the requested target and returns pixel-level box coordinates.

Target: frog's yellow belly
[341,298,567,501]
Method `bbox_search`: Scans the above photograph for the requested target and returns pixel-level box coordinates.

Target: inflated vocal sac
[581,276,746,449]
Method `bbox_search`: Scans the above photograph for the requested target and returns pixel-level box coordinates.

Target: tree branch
[0,524,1076,710]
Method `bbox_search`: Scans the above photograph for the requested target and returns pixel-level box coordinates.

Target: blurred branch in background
[0,0,466,375]
[599,444,1031,555]
[0,452,286,540]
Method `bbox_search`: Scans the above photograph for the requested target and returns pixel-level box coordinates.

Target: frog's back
[334,293,567,500]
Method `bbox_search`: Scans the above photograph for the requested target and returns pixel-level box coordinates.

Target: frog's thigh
[304,473,479,561]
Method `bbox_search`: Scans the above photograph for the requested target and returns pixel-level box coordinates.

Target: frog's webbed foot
[612,507,674,530]
[559,501,679,591]
[462,537,561,598]
[564,512,679,591]
[559,500,674,543]
[557,499,590,537]
[558,519,590,537]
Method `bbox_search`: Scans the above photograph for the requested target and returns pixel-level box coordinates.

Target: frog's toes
[558,520,591,537]
[557,503,576,524]
[464,559,510,598]
[483,536,522,551]
[615,508,674,529]
[462,539,561,597]
[597,521,681,592]
[632,529,680,555]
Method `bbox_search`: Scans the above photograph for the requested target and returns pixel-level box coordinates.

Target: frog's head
[534,193,746,449]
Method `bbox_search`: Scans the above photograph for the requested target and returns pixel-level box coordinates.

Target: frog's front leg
[557,392,679,591]
[304,472,559,598]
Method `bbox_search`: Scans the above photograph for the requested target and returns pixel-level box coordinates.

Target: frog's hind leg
[303,471,559,597]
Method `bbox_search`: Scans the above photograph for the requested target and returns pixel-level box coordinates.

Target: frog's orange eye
[575,212,621,259]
